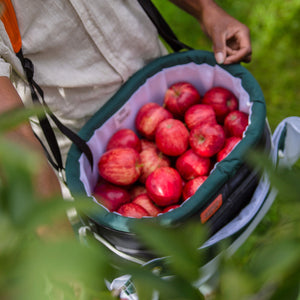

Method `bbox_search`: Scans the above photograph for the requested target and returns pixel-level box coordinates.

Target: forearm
[168,0,252,64]
[0,76,61,196]
[167,0,234,40]
[168,0,220,22]
[0,76,24,112]
[0,75,49,152]
[0,76,35,147]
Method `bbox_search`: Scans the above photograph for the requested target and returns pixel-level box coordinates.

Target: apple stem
[197,135,205,144]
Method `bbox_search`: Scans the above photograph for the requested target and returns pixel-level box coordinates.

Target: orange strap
[1,0,22,53]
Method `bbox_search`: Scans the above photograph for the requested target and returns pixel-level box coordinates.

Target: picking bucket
[65,50,270,260]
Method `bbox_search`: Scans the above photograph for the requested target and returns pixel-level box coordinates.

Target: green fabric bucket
[65,50,266,252]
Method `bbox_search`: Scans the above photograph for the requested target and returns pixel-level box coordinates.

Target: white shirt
[0,0,167,163]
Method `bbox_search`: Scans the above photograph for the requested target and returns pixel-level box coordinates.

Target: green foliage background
[1,1,300,299]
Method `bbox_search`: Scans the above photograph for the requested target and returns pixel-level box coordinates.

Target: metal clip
[58,168,67,185]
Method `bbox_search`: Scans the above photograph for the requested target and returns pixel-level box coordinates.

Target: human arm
[0,76,61,197]
[168,0,252,64]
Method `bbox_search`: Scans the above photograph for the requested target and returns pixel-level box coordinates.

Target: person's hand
[199,2,252,64]
[169,0,251,64]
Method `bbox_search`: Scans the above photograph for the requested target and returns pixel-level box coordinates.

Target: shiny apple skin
[98,148,142,186]
[189,122,225,157]
[93,180,131,211]
[155,118,189,156]
[106,128,141,152]
[135,102,173,140]
[175,149,211,181]
[117,202,150,218]
[182,175,208,201]
[224,110,249,138]
[164,82,201,118]
[202,86,238,123]
[145,167,183,207]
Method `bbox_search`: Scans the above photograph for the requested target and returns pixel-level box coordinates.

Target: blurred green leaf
[0,137,40,175]
[247,150,300,204]
[217,266,256,300]
[24,195,96,235]
[251,238,300,281]
[8,234,118,300]
[0,105,45,133]
[0,138,39,226]
[126,263,204,300]
[133,221,207,282]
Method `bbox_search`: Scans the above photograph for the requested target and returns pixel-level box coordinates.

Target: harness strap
[15,50,64,170]
[137,0,192,52]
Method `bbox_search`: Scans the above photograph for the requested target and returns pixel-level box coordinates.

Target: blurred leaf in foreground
[214,150,300,300]
[0,105,45,134]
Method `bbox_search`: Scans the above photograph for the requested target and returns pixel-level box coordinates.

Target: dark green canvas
[65,50,266,233]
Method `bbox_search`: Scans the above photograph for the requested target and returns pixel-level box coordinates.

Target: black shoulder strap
[16,50,94,172]
[137,0,192,52]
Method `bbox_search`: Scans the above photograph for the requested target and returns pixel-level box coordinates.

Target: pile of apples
[94,82,249,219]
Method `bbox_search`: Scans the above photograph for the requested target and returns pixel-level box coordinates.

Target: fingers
[223,28,252,64]
[198,2,252,65]
[212,32,227,64]
[224,45,252,64]
[214,51,226,65]
[213,36,252,65]
[210,20,252,65]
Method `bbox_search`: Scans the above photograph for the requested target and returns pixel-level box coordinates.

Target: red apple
[106,128,141,152]
[217,136,242,162]
[93,180,131,211]
[135,102,173,140]
[202,87,239,123]
[175,149,211,181]
[98,148,142,186]
[117,202,150,218]
[184,104,217,130]
[139,147,171,183]
[163,82,201,118]
[162,204,181,213]
[146,167,183,207]
[182,175,208,201]
[189,122,225,157]
[155,118,189,156]
[129,184,147,200]
[224,110,249,138]
[140,139,157,151]
[132,193,161,217]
